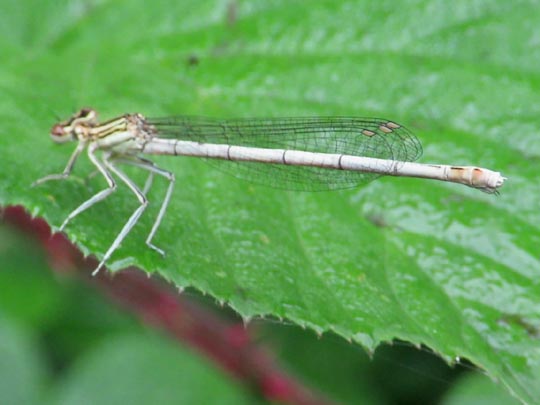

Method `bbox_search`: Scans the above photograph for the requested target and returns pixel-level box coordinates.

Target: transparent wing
[148,116,423,191]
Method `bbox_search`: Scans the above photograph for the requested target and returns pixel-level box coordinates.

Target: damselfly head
[50,108,98,143]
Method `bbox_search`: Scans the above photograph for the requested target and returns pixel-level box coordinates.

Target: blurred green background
[0,218,519,404]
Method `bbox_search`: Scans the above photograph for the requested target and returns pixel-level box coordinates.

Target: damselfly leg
[109,156,175,257]
[32,142,86,186]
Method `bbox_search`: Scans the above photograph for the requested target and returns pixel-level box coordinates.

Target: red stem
[3,205,334,405]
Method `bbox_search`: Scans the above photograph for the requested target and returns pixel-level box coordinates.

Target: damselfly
[34,108,505,274]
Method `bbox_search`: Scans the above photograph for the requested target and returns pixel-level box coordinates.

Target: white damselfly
[34,108,505,274]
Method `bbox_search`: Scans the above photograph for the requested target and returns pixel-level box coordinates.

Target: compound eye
[77,107,96,121]
[79,107,92,117]
[51,124,65,137]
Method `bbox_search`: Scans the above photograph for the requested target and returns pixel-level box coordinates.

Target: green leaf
[50,333,256,404]
[1,0,539,403]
